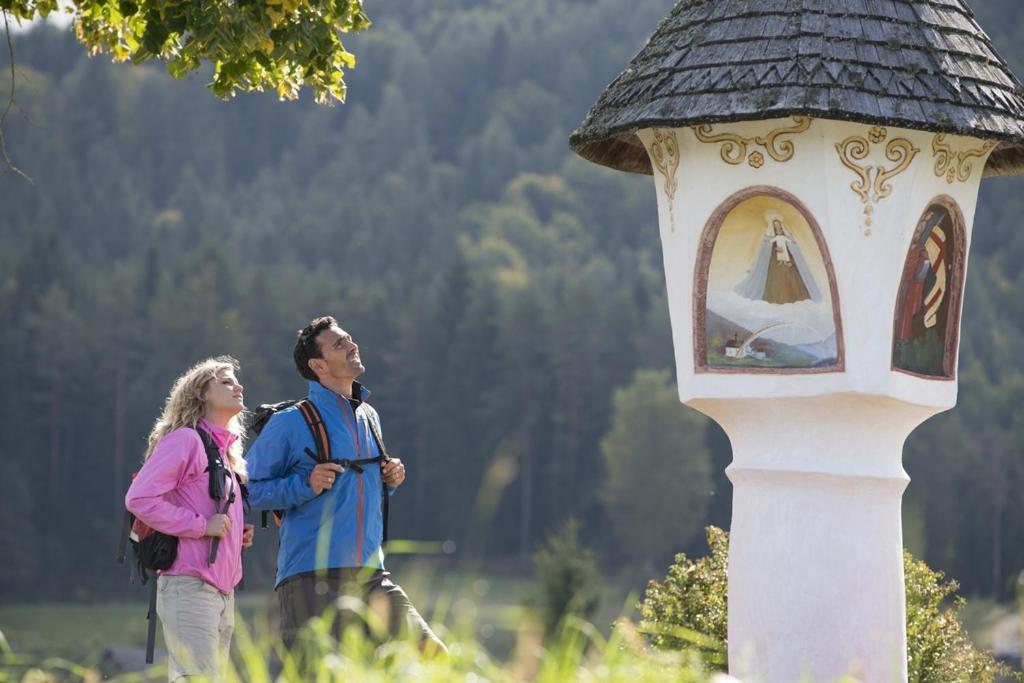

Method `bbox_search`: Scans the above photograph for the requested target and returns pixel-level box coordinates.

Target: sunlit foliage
[638,527,1016,682]
[2,0,369,101]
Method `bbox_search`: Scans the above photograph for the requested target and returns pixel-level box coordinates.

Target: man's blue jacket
[245,380,394,587]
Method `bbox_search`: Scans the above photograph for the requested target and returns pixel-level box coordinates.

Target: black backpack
[249,398,391,542]
[116,426,244,663]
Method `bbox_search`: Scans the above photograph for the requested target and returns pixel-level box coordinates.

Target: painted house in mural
[570,1,1024,681]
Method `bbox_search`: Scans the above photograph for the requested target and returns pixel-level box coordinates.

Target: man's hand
[310,462,344,495]
[205,513,232,538]
[382,459,406,488]
[242,523,255,549]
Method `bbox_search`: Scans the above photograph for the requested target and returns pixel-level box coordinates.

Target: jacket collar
[197,417,239,453]
[308,379,371,407]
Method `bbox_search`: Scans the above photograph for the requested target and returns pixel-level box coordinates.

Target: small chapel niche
[694,187,844,373]
[891,198,966,379]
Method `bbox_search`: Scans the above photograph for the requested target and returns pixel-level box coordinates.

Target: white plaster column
[631,119,994,682]
[571,1,1024,674]
[694,394,938,682]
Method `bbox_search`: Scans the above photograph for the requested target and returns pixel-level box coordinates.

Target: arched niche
[694,186,844,373]
[891,196,966,379]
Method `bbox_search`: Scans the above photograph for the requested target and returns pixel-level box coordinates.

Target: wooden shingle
[570,0,1024,176]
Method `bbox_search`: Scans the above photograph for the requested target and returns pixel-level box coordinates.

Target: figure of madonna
[735,211,822,305]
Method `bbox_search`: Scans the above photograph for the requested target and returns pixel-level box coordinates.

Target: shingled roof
[570,0,1024,177]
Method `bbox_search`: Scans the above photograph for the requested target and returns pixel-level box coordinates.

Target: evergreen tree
[600,370,712,567]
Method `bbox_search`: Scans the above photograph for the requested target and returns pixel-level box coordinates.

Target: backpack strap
[145,579,158,664]
[196,426,238,565]
[362,407,390,463]
[117,509,134,565]
[296,399,331,462]
[196,427,228,502]
[117,472,150,584]
[294,403,393,542]
[262,398,331,528]
[238,479,249,510]
[207,474,236,565]
[361,405,392,544]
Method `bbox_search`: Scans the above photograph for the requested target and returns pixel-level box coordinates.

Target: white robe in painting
[734,217,823,304]
[707,211,836,352]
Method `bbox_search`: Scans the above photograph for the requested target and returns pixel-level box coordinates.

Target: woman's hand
[242,523,255,549]
[205,513,232,538]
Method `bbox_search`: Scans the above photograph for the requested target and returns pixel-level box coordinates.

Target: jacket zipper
[339,399,365,566]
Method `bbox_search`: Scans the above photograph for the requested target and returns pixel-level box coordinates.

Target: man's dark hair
[294,316,337,381]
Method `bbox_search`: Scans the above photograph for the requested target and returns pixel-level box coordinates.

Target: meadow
[0,561,679,682]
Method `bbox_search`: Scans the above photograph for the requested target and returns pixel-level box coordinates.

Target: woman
[734,211,822,305]
[126,356,254,682]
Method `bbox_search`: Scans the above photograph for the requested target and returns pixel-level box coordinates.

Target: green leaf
[8,0,371,103]
[141,12,170,54]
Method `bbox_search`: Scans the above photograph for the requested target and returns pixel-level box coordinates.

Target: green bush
[639,527,1017,682]
[530,519,603,636]
[904,552,1017,682]
[637,526,728,666]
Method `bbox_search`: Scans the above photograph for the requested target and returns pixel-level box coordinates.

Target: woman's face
[204,368,245,417]
[772,220,784,235]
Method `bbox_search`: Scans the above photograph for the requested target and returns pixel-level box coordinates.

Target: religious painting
[891,200,964,378]
[697,189,842,371]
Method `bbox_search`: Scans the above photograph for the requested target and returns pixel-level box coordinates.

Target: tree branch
[1,10,32,184]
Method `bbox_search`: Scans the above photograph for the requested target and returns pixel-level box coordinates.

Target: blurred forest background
[1,0,1023,611]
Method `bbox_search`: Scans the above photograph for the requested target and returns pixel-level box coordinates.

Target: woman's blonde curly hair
[143,355,247,479]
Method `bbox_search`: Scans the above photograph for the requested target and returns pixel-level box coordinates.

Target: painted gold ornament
[692,116,812,167]
[648,128,680,232]
[836,128,920,235]
[932,134,996,184]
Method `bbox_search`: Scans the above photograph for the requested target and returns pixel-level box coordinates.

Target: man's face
[310,325,365,383]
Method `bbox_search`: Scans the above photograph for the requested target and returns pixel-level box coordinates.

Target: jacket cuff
[187,513,208,539]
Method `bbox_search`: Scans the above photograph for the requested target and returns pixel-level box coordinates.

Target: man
[245,316,445,655]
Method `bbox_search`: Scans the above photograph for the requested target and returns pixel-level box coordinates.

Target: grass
[0,593,279,659]
[0,600,717,683]
[2,602,148,659]
[0,564,657,682]
[4,565,1018,682]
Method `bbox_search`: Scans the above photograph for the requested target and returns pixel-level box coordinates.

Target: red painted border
[692,186,846,375]
[890,195,966,381]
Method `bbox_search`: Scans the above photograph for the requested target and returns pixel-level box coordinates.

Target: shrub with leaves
[531,519,603,637]
[639,527,1015,682]
[2,0,369,102]
[637,526,728,666]
[904,551,1018,682]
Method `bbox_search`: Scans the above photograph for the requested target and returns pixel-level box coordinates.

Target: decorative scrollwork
[876,138,919,202]
[835,128,920,236]
[649,129,679,201]
[836,137,872,204]
[647,128,680,232]
[692,116,812,168]
[932,134,996,184]
[757,117,812,162]
[692,126,746,164]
